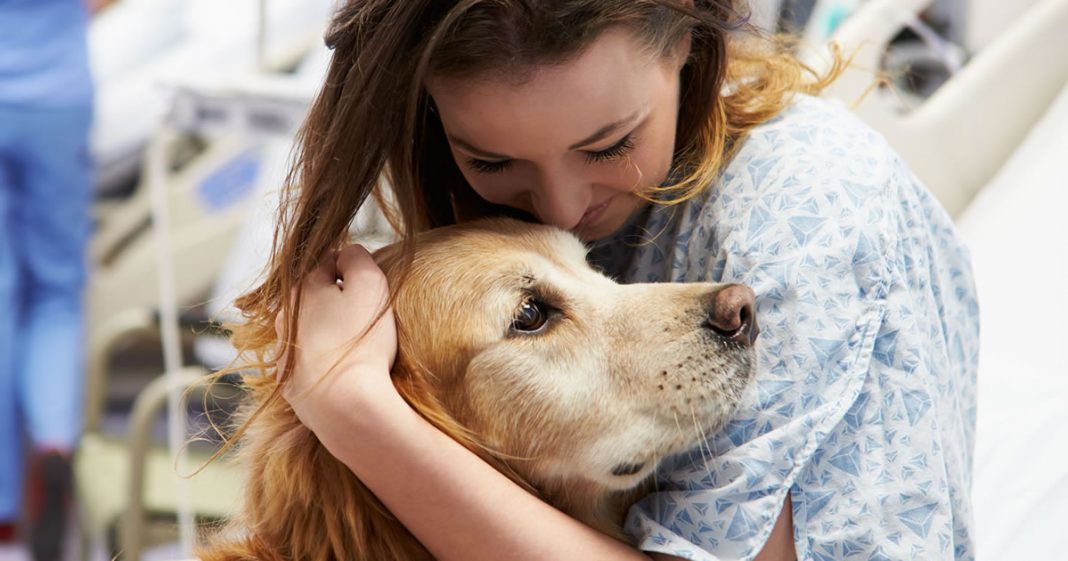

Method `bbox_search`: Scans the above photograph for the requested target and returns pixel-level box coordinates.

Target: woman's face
[428,28,687,241]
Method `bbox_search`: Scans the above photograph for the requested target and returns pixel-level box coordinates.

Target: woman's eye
[468,158,512,174]
[468,133,635,172]
[511,299,549,333]
[585,133,636,164]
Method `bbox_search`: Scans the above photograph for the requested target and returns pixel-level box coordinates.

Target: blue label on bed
[197,149,259,212]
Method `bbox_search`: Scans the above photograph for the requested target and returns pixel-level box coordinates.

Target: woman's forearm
[331,385,655,561]
[320,377,793,561]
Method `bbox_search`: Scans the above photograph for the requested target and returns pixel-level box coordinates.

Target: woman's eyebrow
[447,108,644,160]
[449,137,512,160]
[567,109,643,150]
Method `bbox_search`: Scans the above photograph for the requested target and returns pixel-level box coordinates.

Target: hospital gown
[588,95,980,561]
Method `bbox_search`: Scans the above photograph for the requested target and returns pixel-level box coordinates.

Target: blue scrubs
[0,0,93,520]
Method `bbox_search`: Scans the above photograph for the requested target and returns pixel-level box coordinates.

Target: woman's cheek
[468,172,528,208]
[622,144,671,193]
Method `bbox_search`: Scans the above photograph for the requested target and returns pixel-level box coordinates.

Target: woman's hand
[274,244,400,447]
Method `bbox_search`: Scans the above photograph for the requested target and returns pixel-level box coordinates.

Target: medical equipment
[89,0,334,196]
[77,3,336,558]
[814,0,1068,217]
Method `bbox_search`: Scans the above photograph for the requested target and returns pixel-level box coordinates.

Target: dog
[201,217,758,561]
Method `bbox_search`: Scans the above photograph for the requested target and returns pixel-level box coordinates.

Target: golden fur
[200,218,756,561]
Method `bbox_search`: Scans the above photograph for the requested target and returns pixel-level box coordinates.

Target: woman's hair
[228,0,840,404]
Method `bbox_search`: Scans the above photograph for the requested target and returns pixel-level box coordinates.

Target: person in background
[0,0,103,559]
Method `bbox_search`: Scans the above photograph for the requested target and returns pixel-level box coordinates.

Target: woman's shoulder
[748,93,878,142]
[720,94,903,200]
[620,95,962,292]
[691,95,906,260]
[660,95,954,293]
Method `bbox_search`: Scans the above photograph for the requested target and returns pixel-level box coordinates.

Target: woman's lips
[576,197,612,230]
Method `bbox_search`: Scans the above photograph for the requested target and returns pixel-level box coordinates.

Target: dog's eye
[511,299,549,333]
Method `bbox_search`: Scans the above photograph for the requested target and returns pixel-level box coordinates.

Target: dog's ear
[199,368,435,561]
[390,352,543,500]
[391,350,483,453]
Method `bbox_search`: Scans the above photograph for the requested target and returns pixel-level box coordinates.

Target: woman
[237,1,979,560]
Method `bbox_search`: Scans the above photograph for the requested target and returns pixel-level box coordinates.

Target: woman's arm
[754,496,796,561]
[305,374,795,561]
[326,377,654,561]
[283,245,793,561]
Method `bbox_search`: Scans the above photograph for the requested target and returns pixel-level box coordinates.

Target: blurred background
[0,0,1065,560]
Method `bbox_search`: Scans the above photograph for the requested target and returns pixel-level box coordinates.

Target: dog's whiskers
[670,409,684,439]
[650,448,664,495]
[687,402,714,475]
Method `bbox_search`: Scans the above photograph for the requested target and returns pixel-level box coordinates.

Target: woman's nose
[529,170,587,230]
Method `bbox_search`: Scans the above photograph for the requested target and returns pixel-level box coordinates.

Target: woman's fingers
[274,251,338,378]
[275,245,381,339]
[334,244,390,312]
[335,244,387,292]
[274,244,396,380]
[336,243,373,274]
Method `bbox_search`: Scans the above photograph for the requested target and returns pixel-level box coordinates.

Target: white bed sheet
[956,81,1068,561]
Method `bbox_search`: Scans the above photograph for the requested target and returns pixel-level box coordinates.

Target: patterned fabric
[588,95,979,561]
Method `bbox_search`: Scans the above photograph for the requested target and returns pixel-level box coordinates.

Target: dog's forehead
[381,220,599,347]
[421,219,589,271]
[390,220,601,314]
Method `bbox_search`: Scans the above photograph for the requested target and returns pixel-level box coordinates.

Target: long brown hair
[230,0,839,384]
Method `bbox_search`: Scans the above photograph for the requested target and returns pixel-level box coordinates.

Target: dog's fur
[200,218,756,561]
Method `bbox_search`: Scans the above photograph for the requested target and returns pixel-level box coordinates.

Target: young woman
[238,1,979,560]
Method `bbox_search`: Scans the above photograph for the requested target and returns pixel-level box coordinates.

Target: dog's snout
[704,284,759,347]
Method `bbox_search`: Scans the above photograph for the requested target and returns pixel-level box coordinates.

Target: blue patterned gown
[588,95,979,561]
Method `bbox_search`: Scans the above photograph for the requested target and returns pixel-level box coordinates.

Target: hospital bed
[78,129,263,561]
[958,76,1068,561]
[815,0,1068,217]
[816,0,1068,559]
[77,21,337,560]
[89,0,335,197]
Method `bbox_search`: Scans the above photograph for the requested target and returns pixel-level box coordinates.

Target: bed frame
[814,0,1068,217]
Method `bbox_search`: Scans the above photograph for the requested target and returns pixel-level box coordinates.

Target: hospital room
[0,0,1065,560]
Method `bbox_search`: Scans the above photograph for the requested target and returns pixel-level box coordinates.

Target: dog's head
[375,218,757,493]
[204,218,757,561]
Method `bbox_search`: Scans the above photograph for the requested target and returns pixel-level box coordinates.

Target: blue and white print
[589,95,979,561]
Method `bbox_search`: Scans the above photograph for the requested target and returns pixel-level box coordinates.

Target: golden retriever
[201,217,758,561]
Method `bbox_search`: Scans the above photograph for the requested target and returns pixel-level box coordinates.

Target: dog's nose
[704,284,759,347]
